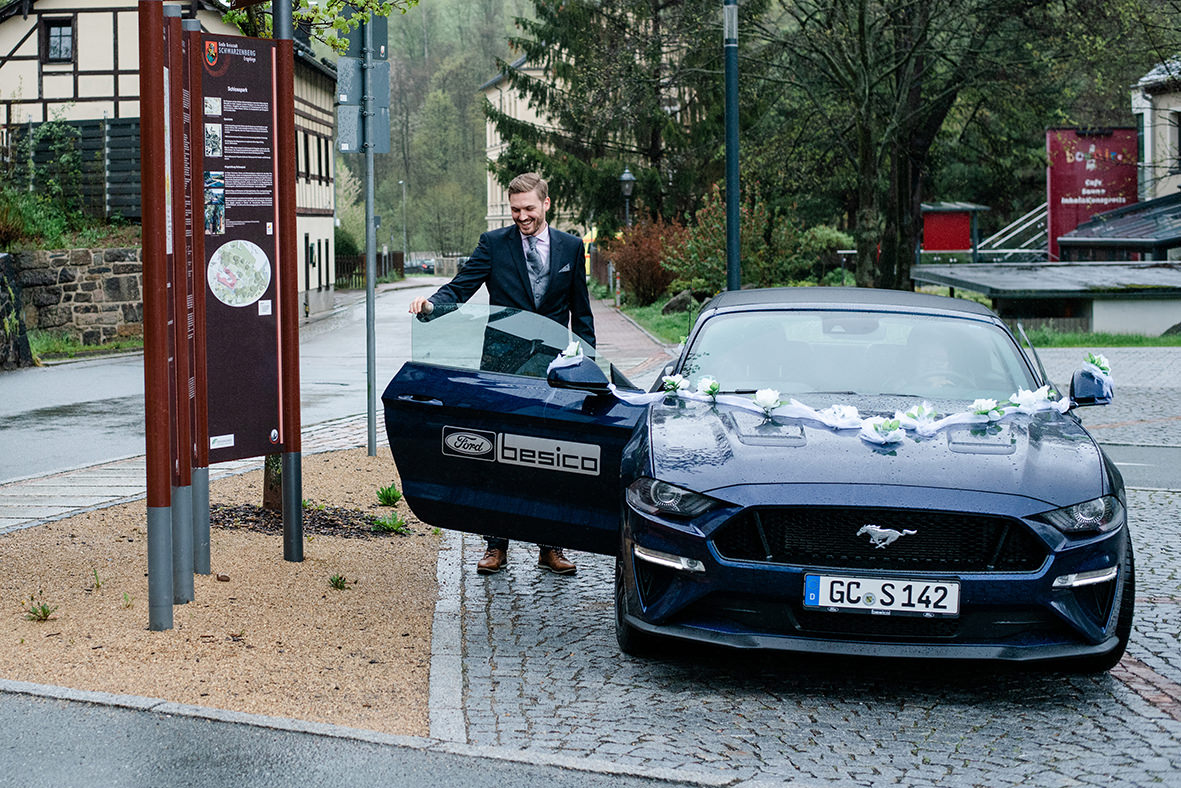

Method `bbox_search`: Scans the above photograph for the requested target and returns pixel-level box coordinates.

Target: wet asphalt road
[0,280,441,484]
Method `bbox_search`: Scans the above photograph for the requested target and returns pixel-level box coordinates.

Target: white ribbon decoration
[598,355,1095,446]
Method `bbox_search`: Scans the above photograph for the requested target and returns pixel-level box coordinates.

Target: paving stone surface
[452,486,1181,785]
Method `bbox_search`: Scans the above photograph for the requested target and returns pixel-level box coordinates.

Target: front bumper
[621,499,1130,662]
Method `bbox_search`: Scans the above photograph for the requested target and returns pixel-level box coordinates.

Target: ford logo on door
[442,426,496,461]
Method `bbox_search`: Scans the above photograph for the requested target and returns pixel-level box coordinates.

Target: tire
[1066,541,1135,674]
[614,555,660,657]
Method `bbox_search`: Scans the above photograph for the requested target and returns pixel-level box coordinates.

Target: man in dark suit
[409,172,594,576]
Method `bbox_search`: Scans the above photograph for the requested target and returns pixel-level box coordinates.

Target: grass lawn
[28,329,143,361]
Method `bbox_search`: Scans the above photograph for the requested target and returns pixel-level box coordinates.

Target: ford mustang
[383,288,1132,671]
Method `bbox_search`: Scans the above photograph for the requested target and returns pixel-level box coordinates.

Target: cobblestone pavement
[445,344,1181,786]
[1038,348,1181,447]
[452,488,1181,786]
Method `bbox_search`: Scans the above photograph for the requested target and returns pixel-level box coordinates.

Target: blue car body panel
[383,361,643,554]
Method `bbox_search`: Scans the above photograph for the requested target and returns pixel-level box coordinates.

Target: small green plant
[372,512,410,534]
[376,483,403,506]
[431,527,441,536]
[122,592,133,609]
[90,568,102,590]
[329,573,348,590]
[301,498,325,511]
[24,601,58,622]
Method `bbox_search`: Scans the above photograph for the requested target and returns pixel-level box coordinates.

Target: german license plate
[804,574,960,617]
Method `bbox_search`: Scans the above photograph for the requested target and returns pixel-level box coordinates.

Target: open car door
[382,304,646,555]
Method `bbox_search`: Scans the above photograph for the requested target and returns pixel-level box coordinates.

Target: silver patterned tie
[525,235,546,306]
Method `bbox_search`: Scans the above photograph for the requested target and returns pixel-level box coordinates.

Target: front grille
[712,507,1046,572]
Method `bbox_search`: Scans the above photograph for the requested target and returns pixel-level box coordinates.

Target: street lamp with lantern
[619,166,636,228]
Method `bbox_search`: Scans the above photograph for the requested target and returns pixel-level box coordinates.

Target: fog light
[633,544,705,573]
[1052,565,1118,588]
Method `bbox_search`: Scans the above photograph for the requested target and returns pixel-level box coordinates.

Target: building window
[42,18,74,63]
[1172,112,1181,175]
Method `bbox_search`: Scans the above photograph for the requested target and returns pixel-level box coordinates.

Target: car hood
[647,399,1106,507]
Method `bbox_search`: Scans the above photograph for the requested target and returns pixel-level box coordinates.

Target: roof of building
[479,55,529,92]
[921,202,990,213]
[1138,58,1181,93]
[1057,191,1181,249]
[911,262,1181,298]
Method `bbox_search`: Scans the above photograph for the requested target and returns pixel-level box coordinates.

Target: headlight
[1041,496,1125,535]
[626,478,719,518]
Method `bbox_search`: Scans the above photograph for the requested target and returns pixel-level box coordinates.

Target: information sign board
[1046,128,1138,260]
[200,34,283,462]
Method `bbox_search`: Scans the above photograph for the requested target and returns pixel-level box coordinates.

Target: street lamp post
[616,167,637,308]
[619,166,636,228]
[398,179,407,274]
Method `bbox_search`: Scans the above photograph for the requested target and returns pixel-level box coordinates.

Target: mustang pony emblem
[857,524,916,549]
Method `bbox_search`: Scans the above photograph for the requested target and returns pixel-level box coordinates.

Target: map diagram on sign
[207,239,271,307]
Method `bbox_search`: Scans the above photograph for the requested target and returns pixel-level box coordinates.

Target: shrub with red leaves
[602,218,686,307]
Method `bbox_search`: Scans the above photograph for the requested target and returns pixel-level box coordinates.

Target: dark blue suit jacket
[427,224,596,346]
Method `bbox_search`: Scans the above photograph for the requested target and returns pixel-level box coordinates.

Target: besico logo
[441,427,600,476]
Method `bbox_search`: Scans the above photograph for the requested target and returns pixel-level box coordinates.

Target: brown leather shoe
[538,547,576,575]
[477,547,507,574]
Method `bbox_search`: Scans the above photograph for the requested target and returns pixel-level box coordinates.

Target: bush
[602,218,685,307]
[662,184,852,293]
[335,227,361,256]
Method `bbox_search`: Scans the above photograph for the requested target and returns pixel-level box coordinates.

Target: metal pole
[364,17,377,457]
[399,179,407,273]
[183,16,209,575]
[275,0,303,561]
[723,0,740,291]
[164,4,193,605]
[139,0,173,630]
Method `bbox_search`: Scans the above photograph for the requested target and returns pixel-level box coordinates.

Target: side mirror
[547,356,612,396]
[1069,367,1113,407]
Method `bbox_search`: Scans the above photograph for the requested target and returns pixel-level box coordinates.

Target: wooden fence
[334,251,403,290]
[4,117,142,220]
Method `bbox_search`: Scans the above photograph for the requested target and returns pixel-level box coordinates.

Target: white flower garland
[595,360,1105,446]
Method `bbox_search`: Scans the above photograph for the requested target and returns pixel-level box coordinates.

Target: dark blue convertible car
[383,288,1132,671]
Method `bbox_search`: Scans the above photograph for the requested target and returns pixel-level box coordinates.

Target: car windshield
[411,302,608,379]
[680,308,1038,401]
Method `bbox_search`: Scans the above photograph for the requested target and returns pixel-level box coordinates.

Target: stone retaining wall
[13,247,142,345]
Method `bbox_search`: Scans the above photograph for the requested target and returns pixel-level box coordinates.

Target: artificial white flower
[1086,352,1111,375]
[860,417,904,445]
[904,401,938,422]
[561,340,582,358]
[662,374,690,392]
[696,376,721,398]
[753,388,781,413]
[1009,385,1052,414]
[971,398,1003,419]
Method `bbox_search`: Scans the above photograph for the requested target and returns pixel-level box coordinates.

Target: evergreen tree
[486,0,768,232]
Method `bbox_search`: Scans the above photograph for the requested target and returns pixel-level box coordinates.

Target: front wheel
[615,555,660,657]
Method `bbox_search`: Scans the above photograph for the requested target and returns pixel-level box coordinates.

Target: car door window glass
[412,302,610,379]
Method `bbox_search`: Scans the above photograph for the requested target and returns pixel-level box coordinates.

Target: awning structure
[1058,192,1181,261]
[910,261,1181,334]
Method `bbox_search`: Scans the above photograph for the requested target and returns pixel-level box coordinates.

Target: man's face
[509,188,550,237]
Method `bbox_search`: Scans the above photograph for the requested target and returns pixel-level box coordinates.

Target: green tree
[486,0,770,232]
[752,0,1164,289]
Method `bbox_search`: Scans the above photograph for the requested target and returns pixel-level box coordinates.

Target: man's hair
[508,172,548,202]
